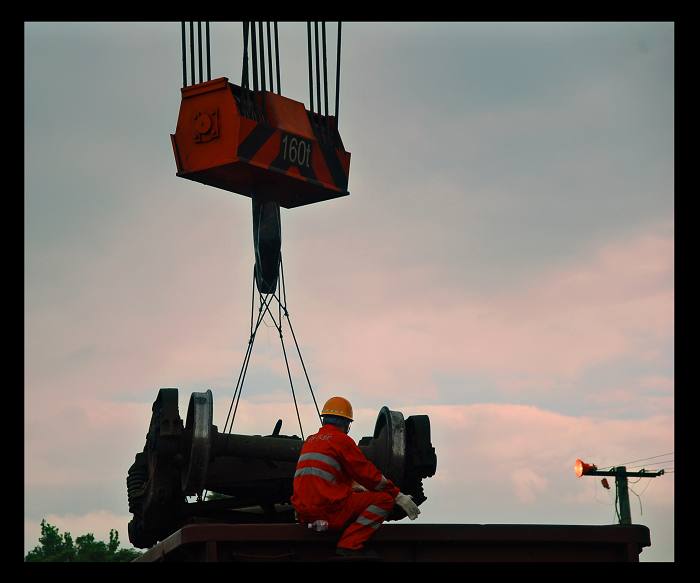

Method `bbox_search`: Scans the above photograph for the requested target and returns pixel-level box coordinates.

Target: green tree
[25,519,143,562]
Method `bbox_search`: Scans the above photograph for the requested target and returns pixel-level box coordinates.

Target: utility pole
[574,459,664,525]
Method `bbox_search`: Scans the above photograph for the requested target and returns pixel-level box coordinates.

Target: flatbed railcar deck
[133,522,651,562]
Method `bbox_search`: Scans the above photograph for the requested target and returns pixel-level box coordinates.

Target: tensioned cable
[251,21,259,91]
[189,22,195,87]
[224,255,324,437]
[322,22,329,121]
[314,22,321,119]
[223,275,275,435]
[224,293,275,435]
[626,459,673,470]
[613,452,674,467]
[232,256,323,432]
[241,21,256,121]
[206,22,211,81]
[335,22,342,124]
[274,22,281,94]
[266,22,274,93]
[279,257,322,423]
[197,22,203,84]
[242,21,250,90]
[258,21,266,93]
[275,304,305,440]
[223,303,264,434]
[181,22,187,87]
[230,292,275,427]
[205,279,271,502]
[245,283,305,439]
[307,22,314,113]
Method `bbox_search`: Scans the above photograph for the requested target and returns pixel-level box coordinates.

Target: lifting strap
[222,257,323,442]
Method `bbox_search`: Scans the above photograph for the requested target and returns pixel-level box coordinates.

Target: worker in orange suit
[291,396,421,559]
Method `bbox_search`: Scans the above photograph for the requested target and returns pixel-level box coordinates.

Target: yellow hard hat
[321,396,354,421]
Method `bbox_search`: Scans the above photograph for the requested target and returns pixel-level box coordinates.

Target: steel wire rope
[181,22,187,86]
[242,21,250,89]
[274,22,281,94]
[258,21,266,93]
[225,292,275,435]
[322,21,329,137]
[251,260,322,427]
[223,273,275,435]
[223,267,258,433]
[251,21,259,92]
[245,279,305,439]
[314,22,321,123]
[278,312,305,440]
[335,22,342,124]
[197,22,203,83]
[266,22,274,92]
[204,280,272,502]
[307,22,314,114]
[206,22,211,81]
[279,257,322,423]
[225,200,283,435]
[242,21,254,119]
[189,22,195,88]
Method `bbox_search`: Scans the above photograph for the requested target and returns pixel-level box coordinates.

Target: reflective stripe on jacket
[290,424,400,517]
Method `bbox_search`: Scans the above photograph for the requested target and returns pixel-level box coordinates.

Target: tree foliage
[25,519,143,562]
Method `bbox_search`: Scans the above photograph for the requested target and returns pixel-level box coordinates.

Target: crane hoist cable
[181,21,212,87]
[174,21,347,454]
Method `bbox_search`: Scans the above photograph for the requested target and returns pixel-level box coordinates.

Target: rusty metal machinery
[127,388,437,549]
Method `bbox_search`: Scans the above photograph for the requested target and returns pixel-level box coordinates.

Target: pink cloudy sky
[25,22,674,561]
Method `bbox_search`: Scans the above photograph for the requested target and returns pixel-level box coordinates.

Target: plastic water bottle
[308,519,329,532]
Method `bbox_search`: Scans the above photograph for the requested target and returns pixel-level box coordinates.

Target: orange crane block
[170,77,351,209]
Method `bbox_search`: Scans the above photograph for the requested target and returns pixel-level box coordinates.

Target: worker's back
[291,423,355,516]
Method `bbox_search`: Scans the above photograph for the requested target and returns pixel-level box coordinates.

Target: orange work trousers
[323,491,396,550]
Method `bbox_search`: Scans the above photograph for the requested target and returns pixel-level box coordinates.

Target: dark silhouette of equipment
[127,389,437,548]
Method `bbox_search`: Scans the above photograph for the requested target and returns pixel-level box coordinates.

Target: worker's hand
[395,492,420,520]
[351,481,367,492]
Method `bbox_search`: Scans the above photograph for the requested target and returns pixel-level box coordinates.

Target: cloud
[511,468,548,504]
[404,402,673,547]
[283,224,673,402]
[26,221,673,426]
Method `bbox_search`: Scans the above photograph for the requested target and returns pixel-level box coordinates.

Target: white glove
[395,492,420,520]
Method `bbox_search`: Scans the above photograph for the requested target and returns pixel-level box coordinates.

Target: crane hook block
[170,77,351,208]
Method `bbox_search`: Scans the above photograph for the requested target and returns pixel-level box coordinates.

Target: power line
[615,452,673,467]
[626,459,673,470]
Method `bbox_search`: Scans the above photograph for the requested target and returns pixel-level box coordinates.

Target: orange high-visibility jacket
[291,424,400,517]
